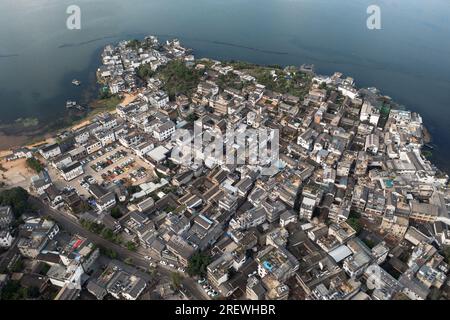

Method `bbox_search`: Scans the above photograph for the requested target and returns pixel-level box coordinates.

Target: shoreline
[423,125,432,145]
[0,50,444,176]
[0,92,137,155]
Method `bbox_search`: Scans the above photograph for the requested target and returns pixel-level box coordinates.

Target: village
[0,35,449,301]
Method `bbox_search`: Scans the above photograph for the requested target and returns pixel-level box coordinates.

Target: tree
[0,187,30,218]
[26,157,44,173]
[159,60,202,98]
[171,272,183,290]
[126,39,140,49]
[127,185,141,195]
[126,241,137,251]
[1,281,29,300]
[319,82,327,90]
[217,72,242,90]
[100,247,118,259]
[148,266,157,277]
[362,238,376,249]
[28,286,40,299]
[10,258,24,272]
[187,251,212,277]
[136,63,155,80]
[347,211,363,234]
[110,207,122,219]
[442,246,450,264]
[185,113,198,123]
[99,86,113,99]
[80,219,105,234]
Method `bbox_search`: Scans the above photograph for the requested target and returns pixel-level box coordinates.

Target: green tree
[0,187,30,218]
[126,241,137,251]
[347,211,363,234]
[100,247,118,259]
[442,246,450,264]
[99,88,111,99]
[80,219,105,234]
[10,258,24,272]
[110,207,122,219]
[362,238,376,249]
[126,39,140,49]
[136,63,155,80]
[187,251,212,277]
[26,157,44,173]
[319,82,327,90]
[28,286,40,298]
[185,113,198,123]
[159,60,202,98]
[148,266,157,277]
[171,272,183,290]
[0,281,29,300]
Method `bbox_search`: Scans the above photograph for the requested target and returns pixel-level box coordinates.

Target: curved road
[30,196,208,300]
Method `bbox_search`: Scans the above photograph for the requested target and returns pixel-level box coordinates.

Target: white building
[338,85,358,99]
[365,134,379,155]
[153,120,175,141]
[148,91,169,108]
[96,192,117,212]
[61,162,84,181]
[86,140,103,155]
[0,230,13,248]
[95,130,116,147]
[40,143,61,159]
[299,197,316,220]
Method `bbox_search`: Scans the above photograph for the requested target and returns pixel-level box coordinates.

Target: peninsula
[0,36,449,301]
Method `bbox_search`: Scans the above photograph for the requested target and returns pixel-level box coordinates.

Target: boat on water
[66,100,77,108]
[66,100,85,111]
[72,79,81,86]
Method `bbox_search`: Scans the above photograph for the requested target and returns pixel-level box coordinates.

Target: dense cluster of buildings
[3,36,449,300]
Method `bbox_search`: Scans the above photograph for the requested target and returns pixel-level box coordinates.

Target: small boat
[66,100,77,108]
[72,79,81,86]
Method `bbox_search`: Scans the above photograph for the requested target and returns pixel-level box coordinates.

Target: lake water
[0,0,449,171]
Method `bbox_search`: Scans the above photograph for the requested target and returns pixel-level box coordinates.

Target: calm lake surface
[0,0,449,171]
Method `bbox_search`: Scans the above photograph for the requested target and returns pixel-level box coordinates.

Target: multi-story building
[61,161,84,181]
[39,143,61,159]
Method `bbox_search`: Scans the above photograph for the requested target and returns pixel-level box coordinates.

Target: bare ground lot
[0,157,35,189]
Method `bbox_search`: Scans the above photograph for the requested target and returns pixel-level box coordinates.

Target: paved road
[30,196,207,300]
